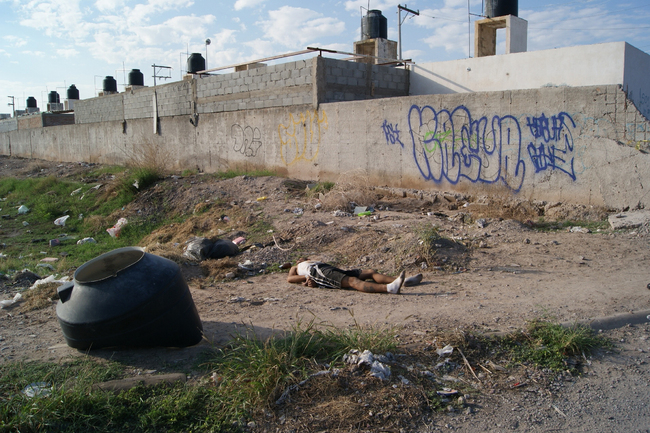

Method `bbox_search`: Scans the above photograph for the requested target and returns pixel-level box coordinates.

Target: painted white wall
[410,42,630,95]
[623,43,650,120]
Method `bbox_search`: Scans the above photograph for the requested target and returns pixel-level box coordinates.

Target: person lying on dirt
[287,258,422,294]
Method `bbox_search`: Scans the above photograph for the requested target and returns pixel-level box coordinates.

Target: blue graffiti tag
[382,120,404,147]
[407,105,526,192]
[526,113,576,180]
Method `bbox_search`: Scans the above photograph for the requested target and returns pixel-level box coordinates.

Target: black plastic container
[48,91,60,104]
[128,69,144,86]
[361,10,388,40]
[485,0,518,18]
[67,84,80,100]
[187,53,205,73]
[56,247,203,350]
[26,96,37,108]
[102,76,118,93]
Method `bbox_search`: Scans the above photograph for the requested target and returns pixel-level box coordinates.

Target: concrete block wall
[42,113,75,127]
[75,93,124,124]
[321,57,409,102]
[124,87,155,120]
[0,118,17,133]
[196,59,313,113]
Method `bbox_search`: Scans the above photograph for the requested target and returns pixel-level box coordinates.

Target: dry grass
[319,170,378,211]
[19,282,59,312]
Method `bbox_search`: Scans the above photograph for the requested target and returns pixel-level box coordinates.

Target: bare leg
[342,271,405,294]
[358,270,397,284]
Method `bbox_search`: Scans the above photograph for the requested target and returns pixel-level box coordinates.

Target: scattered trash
[436,345,454,357]
[132,180,139,189]
[22,221,29,226]
[37,263,55,271]
[183,237,239,261]
[476,218,487,228]
[256,196,267,201]
[569,226,591,233]
[40,257,59,262]
[232,236,246,245]
[0,253,7,259]
[22,382,52,398]
[332,210,352,217]
[436,388,458,397]
[225,272,236,279]
[49,239,61,247]
[238,260,254,270]
[314,203,322,210]
[30,274,71,290]
[18,205,29,214]
[292,208,303,215]
[107,218,128,238]
[357,211,372,217]
[54,215,70,227]
[0,293,23,309]
[70,187,82,196]
[77,237,97,245]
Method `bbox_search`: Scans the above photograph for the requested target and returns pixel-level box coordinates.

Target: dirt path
[1,156,649,431]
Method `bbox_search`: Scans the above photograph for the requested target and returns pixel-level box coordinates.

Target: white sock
[387,271,406,294]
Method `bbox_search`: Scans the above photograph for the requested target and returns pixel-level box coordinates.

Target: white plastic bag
[107,218,128,238]
[54,215,70,226]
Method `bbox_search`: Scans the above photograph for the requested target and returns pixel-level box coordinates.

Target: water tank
[26,96,37,108]
[103,76,118,93]
[485,0,518,18]
[128,69,144,86]
[56,247,203,350]
[67,84,79,100]
[187,53,205,74]
[48,91,60,104]
[361,10,388,40]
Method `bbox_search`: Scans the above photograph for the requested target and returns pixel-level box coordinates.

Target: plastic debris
[22,382,52,398]
[232,236,246,245]
[0,293,23,309]
[133,180,139,189]
[70,187,82,196]
[107,218,128,238]
[22,221,29,226]
[18,205,29,214]
[30,274,71,290]
[436,344,454,357]
[332,210,352,217]
[292,208,303,215]
[54,215,70,227]
[77,237,97,245]
[49,239,61,247]
[256,196,267,201]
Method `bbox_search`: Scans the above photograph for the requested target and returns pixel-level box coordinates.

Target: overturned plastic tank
[56,247,203,350]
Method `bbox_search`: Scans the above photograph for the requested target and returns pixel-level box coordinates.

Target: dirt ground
[1,156,649,432]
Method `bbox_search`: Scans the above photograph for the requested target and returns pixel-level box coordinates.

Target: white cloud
[257,6,345,49]
[56,48,79,58]
[3,35,27,47]
[233,0,264,12]
[344,0,394,13]
[94,0,125,12]
[211,28,237,50]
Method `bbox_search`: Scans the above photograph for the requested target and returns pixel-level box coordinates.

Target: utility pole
[205,39,211,71]
[7,96,15,117]
[398,5,419,61]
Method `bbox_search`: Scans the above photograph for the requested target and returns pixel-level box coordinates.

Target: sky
[1,0,650,113]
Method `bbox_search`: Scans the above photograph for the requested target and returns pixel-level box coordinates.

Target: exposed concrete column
[474,15,527,58]
[312,56,326,109]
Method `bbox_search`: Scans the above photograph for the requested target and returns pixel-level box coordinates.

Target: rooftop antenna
[151,64,172,87]
[398,5,419,61]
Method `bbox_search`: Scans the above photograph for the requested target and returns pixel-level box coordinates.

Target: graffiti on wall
[279,110,328,165]
[382,120,404,147]
[404,105,577,192]
[525,113,576,180]
[231,124,262,157]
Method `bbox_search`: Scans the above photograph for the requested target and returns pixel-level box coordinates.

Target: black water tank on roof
[361,10,388,40]
[48,91,60,104]
[26,96,37,108]
[67,85,79,100]
[128,69,144,86]
[485,0,518,18]
[103,76,118,93]
[187,53,205,74]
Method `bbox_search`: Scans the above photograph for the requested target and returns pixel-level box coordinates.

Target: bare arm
[287,266,307,284]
